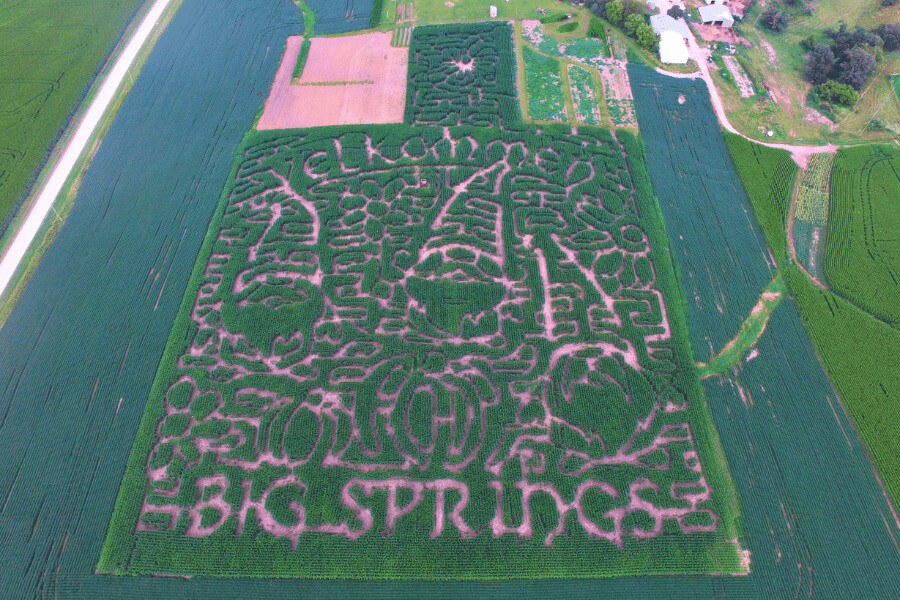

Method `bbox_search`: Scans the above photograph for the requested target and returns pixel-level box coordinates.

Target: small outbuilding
[489,4,498,17]
[649,13,690,39]
[658,30,689,64]
[698,4,734,27]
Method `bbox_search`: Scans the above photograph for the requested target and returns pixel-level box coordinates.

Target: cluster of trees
[586,0,659,52]
[760,7,790,32]
[803,24,900,106]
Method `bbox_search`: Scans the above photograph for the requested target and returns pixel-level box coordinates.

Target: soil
[722,55,754,98]
[692,23,752,48]
[803,106,836,130]
[257,33,408,130]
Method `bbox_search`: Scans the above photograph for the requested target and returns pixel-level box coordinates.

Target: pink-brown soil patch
[691,23,751,47]
[257,33,408,130]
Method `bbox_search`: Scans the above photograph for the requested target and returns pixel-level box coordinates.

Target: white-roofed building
[658,30,689,64]
[698,4,734,27]
[650,14,690,39]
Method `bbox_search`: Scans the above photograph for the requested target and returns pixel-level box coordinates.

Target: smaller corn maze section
[568,64,602,125]
[522,46,568,122]
[793,152,834,280]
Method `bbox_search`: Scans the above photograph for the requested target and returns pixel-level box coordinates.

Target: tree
[635,24,660,51]
[621,0,645,18]
[825,24,880,61]
[837,47,877,90]
[875,23,900,52]
[881,0,897,7]
[815,80,859,106]
[667,5,684,19]
[605,0,623,23]
[624,13,644,36]
[804,44,836,85]
[760,7,789,32]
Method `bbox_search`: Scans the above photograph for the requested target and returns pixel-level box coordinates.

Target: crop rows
[568,64,602,125]
[824,144,900,327]
[306,0,375,34]
[724,133,796,263]
[103,25,742,579]
[522,46,568,122]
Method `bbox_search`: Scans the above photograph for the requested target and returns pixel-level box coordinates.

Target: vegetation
[567,65,602,125]
[102,23,744,579]
[786,266,900,512]
[761,7,790,33]
[522,46,569,121]
[721,0,900,144]
[723,133,797,264]
[305,0,376,33]
[291,39,312,80]
[824,144,900,326]
[0,0,144,234]
[630,67,775,356]
[667,6,684,20]
[724,135,900,515]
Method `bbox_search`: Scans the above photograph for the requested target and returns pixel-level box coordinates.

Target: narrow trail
[0,0,177,300]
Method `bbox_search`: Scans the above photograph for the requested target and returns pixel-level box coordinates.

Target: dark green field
[0,0,144,233]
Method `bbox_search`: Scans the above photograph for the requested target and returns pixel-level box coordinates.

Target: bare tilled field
[257,32,408,130]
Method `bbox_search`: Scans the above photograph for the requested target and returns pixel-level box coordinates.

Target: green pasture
[697,274,787,379]
[0,0,144,230]
[410,0,576,26]
[726,0,900,144]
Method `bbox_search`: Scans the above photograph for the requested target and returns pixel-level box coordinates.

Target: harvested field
[257,32,408,130]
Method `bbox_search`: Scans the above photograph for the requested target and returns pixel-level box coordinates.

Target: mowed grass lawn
[726,0,900,144]
[0,0,144,229]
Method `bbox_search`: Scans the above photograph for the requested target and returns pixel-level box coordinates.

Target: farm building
[658,30,689,64]
[650,13,690,39]
[698,4,734,27]
[489,4,498,17]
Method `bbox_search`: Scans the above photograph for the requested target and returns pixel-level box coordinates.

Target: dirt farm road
[0,0,176,300]
[653,0,838,168]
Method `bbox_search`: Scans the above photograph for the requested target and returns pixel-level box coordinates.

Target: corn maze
[104,23,741,579]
